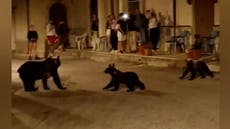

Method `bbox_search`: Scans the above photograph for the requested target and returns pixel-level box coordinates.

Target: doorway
[49,2,67,26]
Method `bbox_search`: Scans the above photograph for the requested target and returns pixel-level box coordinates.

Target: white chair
[75,33,87,50]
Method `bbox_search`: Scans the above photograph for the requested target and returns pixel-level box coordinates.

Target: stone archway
[49,2,67,26]
[90,0,98,16]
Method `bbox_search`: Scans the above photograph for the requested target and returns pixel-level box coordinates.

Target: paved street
[12,57,219,129]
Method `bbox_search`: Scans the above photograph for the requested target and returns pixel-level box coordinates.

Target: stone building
[12,0,220,57]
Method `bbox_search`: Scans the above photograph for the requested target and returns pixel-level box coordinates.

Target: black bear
[103,64,145,92]
[17,56,66,91]
[179,59,214,80]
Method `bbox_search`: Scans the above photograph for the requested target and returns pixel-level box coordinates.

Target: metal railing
[67,25,220,55]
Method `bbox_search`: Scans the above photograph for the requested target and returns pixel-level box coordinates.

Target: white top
[148,17,158,29]
[46,23,57,36]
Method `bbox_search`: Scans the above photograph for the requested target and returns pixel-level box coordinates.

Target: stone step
[64,49,220,73]
[12,49,220,73]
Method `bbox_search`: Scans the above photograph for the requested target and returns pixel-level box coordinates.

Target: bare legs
[28,42,37,60]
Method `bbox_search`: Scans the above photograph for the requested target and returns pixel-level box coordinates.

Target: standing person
[110,14,118,52]
[148,11,160,53]
[134,9,149,45]
[27,24,39,60]
[46,20,59,56]
[126,10,137,53]
[116,13,128,53]
[105,15,112,51]
[56,20,69,51]
[90,14,99,51]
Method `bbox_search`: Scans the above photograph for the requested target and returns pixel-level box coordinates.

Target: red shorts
[47,36,58,44]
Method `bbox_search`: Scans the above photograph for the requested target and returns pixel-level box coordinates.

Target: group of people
[90,9,161,54]
[26,20,69,60]
[26,9,161,60]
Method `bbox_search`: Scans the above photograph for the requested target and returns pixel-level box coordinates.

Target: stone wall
[13,0,90,57]
[13,0,28,53]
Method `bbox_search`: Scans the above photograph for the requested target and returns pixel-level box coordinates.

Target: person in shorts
[46,20,60,56]
[27,24,39,60]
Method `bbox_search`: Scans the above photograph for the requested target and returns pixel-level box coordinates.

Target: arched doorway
[128,0,139,12]
[90,0,98,16]
[49,2,67,25]
[49,2,70,49]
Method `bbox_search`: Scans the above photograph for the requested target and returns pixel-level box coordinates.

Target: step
[12,49,220,73]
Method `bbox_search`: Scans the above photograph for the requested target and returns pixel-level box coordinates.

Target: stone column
[119,0,128,13]
[98,0,106,37]
[105,0,112,16]
[112,0,119,17]
[139,0,145,13]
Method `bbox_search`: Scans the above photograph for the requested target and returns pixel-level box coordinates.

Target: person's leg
[140,28,146,44]
[117,31,122,52]
[149,28,154,50]
[152,28,158,51]
[111,30,118,50]
[106,29,111,51]
[33,41,40,59]
[122,34,127,53]
[130,31,137,52]
[122,40,127,53]
[28,42,33,59]
[118,41,122,52]
[32,42,37,59]
[91,31,97,51]
[54,42,64,56]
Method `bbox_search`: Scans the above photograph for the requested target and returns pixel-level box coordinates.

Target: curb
[12,50,220,73]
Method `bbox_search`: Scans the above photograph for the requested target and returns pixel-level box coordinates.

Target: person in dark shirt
[56,21,70,50]
[27,24,39,60]
[134,9,149,45]
[90,14,99,51]
[127,10,137,52]
[91,14,99,31]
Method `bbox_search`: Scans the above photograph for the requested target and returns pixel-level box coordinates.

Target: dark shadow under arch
[49,2,67,26]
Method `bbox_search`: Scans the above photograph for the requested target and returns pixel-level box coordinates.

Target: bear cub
[179,59,214,80]
[103,64,145,92]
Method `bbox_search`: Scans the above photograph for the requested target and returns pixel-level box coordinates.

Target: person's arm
[116,23,124,34]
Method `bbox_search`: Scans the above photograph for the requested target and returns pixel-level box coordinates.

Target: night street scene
[12,0,220,129]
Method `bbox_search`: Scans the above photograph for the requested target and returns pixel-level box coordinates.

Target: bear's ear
[111,63,115,67]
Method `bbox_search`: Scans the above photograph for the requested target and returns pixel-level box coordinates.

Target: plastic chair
[166,30,187,54]
[207,30,218,54]
[75,33,87,50]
